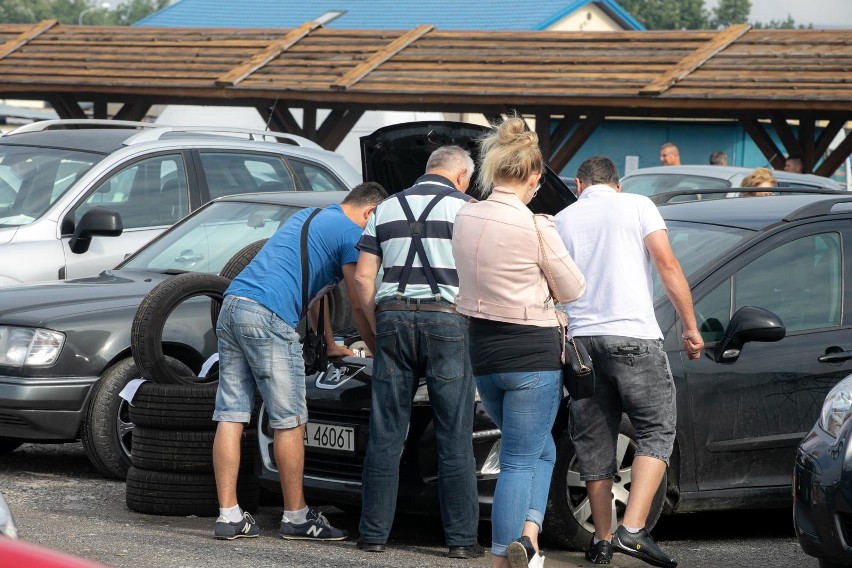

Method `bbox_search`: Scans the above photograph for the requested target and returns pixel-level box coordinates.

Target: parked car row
[1,120,852,564]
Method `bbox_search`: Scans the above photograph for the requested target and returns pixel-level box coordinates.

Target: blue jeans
[476,370,562,557]
[359,308,479,546]
[213,295,306,429]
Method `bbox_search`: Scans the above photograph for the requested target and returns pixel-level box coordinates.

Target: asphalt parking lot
[0,442,818,568]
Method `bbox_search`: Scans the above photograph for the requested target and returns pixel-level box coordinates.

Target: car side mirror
[69,206,123,254]
[710,306,785,363]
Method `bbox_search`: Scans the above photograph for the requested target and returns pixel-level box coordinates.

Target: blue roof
[136,0,643,31]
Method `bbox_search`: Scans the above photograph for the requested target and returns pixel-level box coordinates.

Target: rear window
[621,174,732,198]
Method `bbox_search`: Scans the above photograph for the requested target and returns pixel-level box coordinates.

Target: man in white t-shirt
[554,155,703,568]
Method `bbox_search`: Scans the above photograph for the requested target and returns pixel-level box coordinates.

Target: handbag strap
[533,216,570,363]
[300,208,324,329]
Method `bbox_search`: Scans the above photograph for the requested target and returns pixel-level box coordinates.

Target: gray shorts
[569,335,676,481]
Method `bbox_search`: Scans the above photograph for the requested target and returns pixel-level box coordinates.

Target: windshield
[653,220,751,300]
[0,144,100,226]
[622,174,731,199]
[120,201,303,274]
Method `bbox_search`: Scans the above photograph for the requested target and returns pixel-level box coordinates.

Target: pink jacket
[452,186,586,326]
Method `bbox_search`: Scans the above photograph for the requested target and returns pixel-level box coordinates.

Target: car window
[77,154,188,230]
[289,159,348,192]
[121,201,303,274]
[653,221,751,301]
[0,145,99,227]
[694,233,842,342]
[621,174,731,202]
[199,152,295,199]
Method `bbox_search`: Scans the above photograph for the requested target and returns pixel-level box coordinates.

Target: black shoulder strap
[300,207,323,323]
[396,187,455,296]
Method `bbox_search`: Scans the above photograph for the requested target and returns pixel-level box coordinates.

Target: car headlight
[819,376,852,438]
[0,327,65,367]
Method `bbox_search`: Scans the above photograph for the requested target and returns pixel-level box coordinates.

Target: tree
[712,0,751,28]
[0,0,169,25]
[107,0,171,26]
[617,0,709,30]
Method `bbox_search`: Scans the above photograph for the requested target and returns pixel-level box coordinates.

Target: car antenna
[265,97,279,131]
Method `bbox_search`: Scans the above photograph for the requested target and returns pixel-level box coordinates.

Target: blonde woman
[741,167,776,197]
[452,116,586,568]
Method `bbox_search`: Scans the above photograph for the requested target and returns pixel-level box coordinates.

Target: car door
[683,220,852,491]
[62,153,189,279]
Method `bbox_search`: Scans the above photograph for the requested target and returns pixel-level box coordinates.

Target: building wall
[548,4,623,31]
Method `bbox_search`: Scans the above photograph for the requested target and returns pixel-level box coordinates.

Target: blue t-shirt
[225,205,361,328]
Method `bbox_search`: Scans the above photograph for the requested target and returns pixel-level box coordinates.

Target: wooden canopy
[0,20,850,174]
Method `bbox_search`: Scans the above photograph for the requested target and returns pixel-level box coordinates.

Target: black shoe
[585,537,613,564]
[612,526,677,568]
[356,540,386,552]
[507,536,535,568]
[448,542,485,558]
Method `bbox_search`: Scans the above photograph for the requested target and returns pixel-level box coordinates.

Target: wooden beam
[549,113,579,153]
[49,95,87,119]
[215,21,321,87]
[333,25,433,90]
[302,107,317,140]
[815,117,850,158]
[549,114,603,172]
[0,19,57,62]
[112,102,150,121]
[316,108,364,151]
[739,118,786,169]
[799,116,816,173]
[535,113,552,158]
[815,130,852,178]
[770,112,802,159]
[639,24,751,96]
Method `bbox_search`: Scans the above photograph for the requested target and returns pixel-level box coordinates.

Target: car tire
[0,439,22,456]
[544,416,666,551]
[125,466,259,517]
[129,382,217,431]
[81,356,194,481]
[130,427,256,473]
[210,238,268,326]
[131,272,230,385]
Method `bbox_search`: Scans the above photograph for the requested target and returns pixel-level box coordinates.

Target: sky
[704,0,852,29]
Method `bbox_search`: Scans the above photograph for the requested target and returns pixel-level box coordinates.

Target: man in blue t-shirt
[211,182,387,542]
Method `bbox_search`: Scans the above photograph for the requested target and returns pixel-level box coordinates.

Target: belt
[376,302,458,314]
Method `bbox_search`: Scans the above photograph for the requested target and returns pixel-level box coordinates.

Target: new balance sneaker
[612,526,677,568]
[585,537,613,564]
[507,536,545,568]
[214,512,259,540]
[279,508,348,541]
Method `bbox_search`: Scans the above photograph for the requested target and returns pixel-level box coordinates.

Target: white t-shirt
[554,184,667,339]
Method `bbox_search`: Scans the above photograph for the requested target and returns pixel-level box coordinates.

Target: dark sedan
[794,374,852,568]
[0,191,347,478]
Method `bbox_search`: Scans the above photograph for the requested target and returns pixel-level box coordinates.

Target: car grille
[304,407,369,481]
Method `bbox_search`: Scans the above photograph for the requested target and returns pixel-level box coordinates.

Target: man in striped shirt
[353,146,483,558]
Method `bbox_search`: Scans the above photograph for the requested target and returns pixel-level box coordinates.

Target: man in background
[709,151,727,166]
[659,143,681,166]
[785,155,804,173]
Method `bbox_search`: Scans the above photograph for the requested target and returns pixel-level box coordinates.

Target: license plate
[303,422,355,453]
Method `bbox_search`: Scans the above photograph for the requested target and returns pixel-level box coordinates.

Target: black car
[0,191,349,478]
[794,373,852,568]
[258,181,852,550]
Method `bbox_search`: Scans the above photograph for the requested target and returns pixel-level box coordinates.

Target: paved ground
[0,442,818,568]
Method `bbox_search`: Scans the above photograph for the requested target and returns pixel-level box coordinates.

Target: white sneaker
[529,552,545,568]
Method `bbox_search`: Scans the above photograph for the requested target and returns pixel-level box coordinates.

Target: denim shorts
[213,295,307,429]
[569,335,676,481]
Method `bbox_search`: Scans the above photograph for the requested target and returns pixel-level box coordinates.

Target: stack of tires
[125,381,259,516]
[124,240,269,517]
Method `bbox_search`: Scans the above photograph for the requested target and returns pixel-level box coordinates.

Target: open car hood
[360,121,576,216]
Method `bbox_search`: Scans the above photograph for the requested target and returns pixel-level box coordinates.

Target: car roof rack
[122,125,322,149]
[649,186,849,205]
[5,119,157,135]
[4,119,323,150]
[784,197,852,221]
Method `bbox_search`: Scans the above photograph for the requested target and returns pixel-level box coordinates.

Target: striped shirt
[357,174,472,303]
